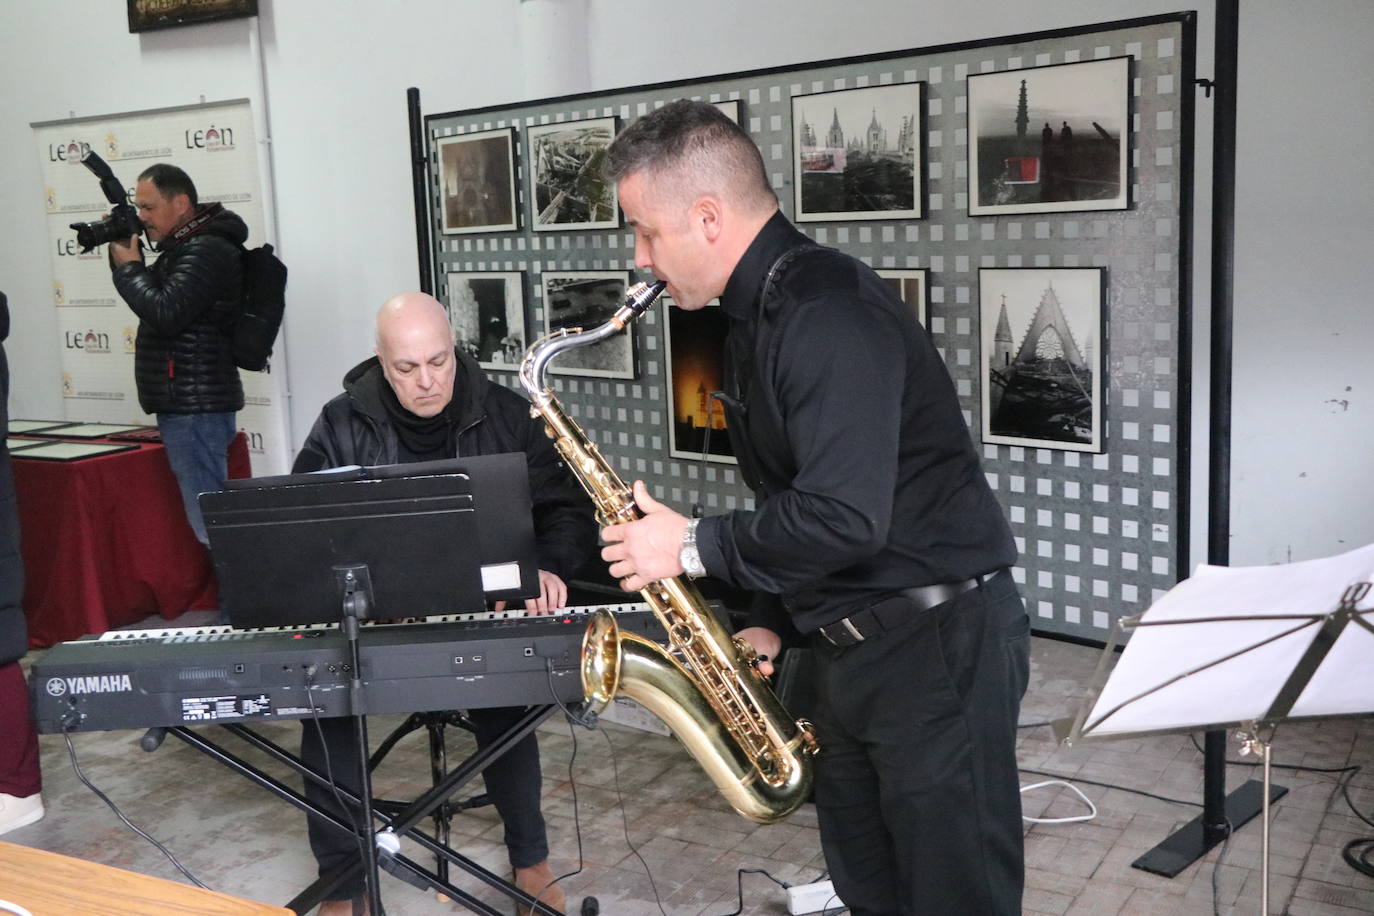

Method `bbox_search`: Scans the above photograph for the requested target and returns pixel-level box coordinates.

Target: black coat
[294,349,597,583]
[0,293,26,664]
[112,207,248,415]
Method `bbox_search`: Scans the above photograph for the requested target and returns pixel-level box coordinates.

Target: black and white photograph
[980,267,1105,452]
[540,271,634,378]
[792,83,922,222]
[876,268,929,327]
[437,128,519,234]
[527,117,619,230]
[665,300,735,464]
[968,57,1131,215]
[445,271,526,371]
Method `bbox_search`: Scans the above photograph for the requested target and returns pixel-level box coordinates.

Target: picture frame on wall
[445,271,526,371]
[128,0,255,32]
[968,57,1131,215]
[437,128,519,234]
[980,267,1106,453]
[664,300,735,464]
[527,117,619,231]
[540,271,634,378]
[713,99,741,123]
[791,82,922,222]
[875,268,930,327]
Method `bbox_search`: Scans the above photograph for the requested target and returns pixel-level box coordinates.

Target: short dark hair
[138,164,199,209]
[606,99,776,212]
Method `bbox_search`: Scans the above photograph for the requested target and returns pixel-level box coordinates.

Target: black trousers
[300,706,550,901]
[810,571,1030,916]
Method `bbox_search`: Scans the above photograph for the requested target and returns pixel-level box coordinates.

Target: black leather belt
[815,571,1005,648]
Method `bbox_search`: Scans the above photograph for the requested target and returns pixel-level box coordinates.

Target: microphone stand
[337,566,384,915]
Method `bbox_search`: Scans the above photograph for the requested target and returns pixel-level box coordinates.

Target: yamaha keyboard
[31,602,664,735]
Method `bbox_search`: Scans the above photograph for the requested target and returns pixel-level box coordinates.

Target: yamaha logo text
[46,674,133,696]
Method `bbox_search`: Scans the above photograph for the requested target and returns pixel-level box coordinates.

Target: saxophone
[519,280,818,824]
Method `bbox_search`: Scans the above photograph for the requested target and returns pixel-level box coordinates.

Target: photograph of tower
[980,267,1105,452]
[791,83,922,221]
[665,301,735,463]
[527,117,619,230]
[968,57,1130,215]
[437,127,519,234]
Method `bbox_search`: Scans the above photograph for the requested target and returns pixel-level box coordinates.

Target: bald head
[374,292,457,418]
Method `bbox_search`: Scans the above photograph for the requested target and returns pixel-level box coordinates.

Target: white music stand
[1056,542,1374,914]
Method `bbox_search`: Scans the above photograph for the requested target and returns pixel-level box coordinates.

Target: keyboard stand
[151,705,569,915]
[368,710,490,891]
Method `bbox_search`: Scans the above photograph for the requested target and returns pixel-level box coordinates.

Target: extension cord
[787,879,843,914]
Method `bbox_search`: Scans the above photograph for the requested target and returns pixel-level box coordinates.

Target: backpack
[232,243,288,371]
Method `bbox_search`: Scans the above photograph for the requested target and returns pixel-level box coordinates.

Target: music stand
[201,455,540,914]
[1056,542,1374,914]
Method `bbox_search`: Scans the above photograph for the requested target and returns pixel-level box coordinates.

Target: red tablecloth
[14,434,250,647]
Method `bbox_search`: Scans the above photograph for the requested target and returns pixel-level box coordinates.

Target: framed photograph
[792,83,922,222]
[36,422,146,439]
[980,268,1106,452]
[527,118,619,231]
[7,419,73,434]
[875,269,929,328]
[713,99,741,123]
[540,271,634,378]
[12,441,138,462]
[446,271,527,371]
[128,0,255,32]
[968,57,1131,215]
[664,300,735,464]
[437,128,519,234]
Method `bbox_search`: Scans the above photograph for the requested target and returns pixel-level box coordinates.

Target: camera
[68,151,143,252]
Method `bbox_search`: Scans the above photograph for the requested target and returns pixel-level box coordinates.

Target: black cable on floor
[62,730,208,889]
[1016,767,1203,809]
[1186,730,1374,880]
[711,868,790,916]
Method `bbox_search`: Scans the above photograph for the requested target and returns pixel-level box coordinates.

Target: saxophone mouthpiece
[625,280,668,317]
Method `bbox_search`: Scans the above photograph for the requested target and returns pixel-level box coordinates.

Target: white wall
[1,1,1369,568]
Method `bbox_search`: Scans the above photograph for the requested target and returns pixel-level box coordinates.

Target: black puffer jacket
[0,293,26,665]
[294,349,597,583]
[112,206,247,415]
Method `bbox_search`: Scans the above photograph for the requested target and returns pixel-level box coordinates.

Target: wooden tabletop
[0,841,292,915]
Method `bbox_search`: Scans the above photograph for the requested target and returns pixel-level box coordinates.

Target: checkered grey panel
[425,17,1191,641]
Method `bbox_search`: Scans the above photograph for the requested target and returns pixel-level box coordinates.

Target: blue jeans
[157,412,237,545]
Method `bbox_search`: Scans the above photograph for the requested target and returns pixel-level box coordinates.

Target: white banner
[33,99,289,474]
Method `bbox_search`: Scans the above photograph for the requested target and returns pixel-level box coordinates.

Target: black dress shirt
[695,211,1017,633]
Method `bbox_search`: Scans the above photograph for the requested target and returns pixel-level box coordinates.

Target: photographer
[109,164,247,546]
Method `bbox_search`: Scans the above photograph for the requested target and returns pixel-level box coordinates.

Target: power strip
[787,879,844,914]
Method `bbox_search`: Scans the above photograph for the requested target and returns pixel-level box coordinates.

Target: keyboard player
[290,292,596,915]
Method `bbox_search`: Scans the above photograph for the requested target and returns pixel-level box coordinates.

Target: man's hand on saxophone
[600,480,689,592]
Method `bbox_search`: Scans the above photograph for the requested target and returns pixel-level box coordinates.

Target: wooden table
[0,841,291,915]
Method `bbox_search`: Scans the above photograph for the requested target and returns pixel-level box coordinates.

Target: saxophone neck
[518,280,666,401]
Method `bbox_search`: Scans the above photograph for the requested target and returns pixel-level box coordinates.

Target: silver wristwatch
[679,517,706,578]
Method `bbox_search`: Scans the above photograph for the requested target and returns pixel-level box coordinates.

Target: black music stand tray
[1055,543,1374,914]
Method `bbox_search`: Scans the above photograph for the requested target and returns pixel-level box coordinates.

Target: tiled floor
[9,619,1372,915]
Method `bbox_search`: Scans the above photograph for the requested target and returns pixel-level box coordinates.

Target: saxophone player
[599,100,1029,916]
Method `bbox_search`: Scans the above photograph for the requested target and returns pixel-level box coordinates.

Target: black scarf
[378,379,457,461]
